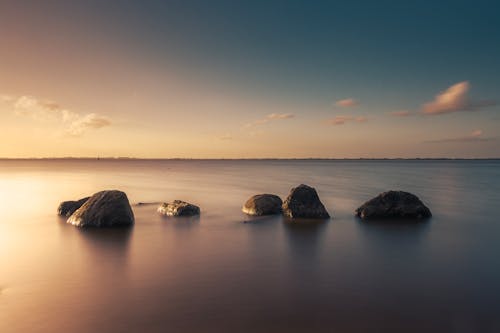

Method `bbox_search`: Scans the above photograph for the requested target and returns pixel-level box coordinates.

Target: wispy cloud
[335,98,359,108]
[65,113,111,137]
[1,94,111,137]
[422,81,495,115]
[245,113,295,127]
[326,115,368,126]
[424,130,496,143]
[267,113,295,119]
[12,95,65,120]
[388,110,414,117]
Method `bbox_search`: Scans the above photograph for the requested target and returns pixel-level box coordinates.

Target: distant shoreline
[1,157,499,161]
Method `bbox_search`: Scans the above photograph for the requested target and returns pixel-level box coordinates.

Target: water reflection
[355,218,431,247]
[353,218,432,303]
[58,220,133,277]
[282,219,329,280]
[159,215,201,229]
[2,160,500,333]
[77,227,133,248]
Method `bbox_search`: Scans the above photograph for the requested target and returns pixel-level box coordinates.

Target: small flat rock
[242,194,282,216]
[67,190,134,227]
[157,200,200,217]
[282,184,330,219]
[355,190,432,220]
[57,197,90,217]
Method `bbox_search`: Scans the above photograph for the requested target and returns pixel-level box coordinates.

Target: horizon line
[1,157,500,161]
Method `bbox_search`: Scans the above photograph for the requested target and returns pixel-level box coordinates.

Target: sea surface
[1,159,500,332]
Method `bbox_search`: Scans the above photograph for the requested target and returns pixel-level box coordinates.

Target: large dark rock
[157,200,200,217]
[355,190,432,220]
[57,197,89,217]
[242,194,282,216]
[67,190,134,227]
[282,184,330,219]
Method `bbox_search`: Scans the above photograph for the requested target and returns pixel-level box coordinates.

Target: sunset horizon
[1,1,498,159]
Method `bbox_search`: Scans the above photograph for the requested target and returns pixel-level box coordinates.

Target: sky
[0,0,499,158]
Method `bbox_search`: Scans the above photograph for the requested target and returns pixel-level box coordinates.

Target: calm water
[1,159,500,332]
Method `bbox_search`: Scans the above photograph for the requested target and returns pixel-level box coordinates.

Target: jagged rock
[242,194,282,216]
[67,190,134,227]
[282,184,330,219]
[58,197,89,217]
[157,200,200,217]
[355,190,432,220]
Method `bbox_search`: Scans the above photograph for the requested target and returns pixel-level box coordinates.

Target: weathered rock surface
[282,184,330,219]
[355,190,432,220]
[58,197,90,217]
[242,194,283,216]
[157,200,200,217]
[67,190,134,227]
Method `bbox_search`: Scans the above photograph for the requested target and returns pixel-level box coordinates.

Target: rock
[57,197,90,217]
[67,190,134,227]
[282,184,330,219]
[157,200,200,217]
[242,194,283,216]
[355,190,432,220]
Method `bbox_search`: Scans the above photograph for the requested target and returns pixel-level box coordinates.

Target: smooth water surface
[1,159,499,332]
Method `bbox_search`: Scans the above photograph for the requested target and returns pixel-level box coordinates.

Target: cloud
[267,113,295,119]
[39,100,61,111]
[65,113,111,137]
[14,95,39,110]
[388,110,413,117]
[245,113,295,127]
[2,94,112,136]
[335,98,359,108]
[422,81,495,115]
[11,95,63,119]
[424,129,496,143]
[326,115,368,126]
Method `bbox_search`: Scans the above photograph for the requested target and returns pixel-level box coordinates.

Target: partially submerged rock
[157,200,200,217]
[282,184,330,219]
[355,190,432,220]
[67,190,134,227]
[58,197,89,217]
[242,194,282,216]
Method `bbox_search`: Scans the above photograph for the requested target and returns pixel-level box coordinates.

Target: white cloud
[65,113,111,137]
[267,113,295,119]
[14,95,39,110]
[10,95,66,120]
[61,109,79,122]
[245,113,295,127]
[422,81,495,115]
[2,94,112,137]
[327,115,367,126]
[335,98,359,108]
